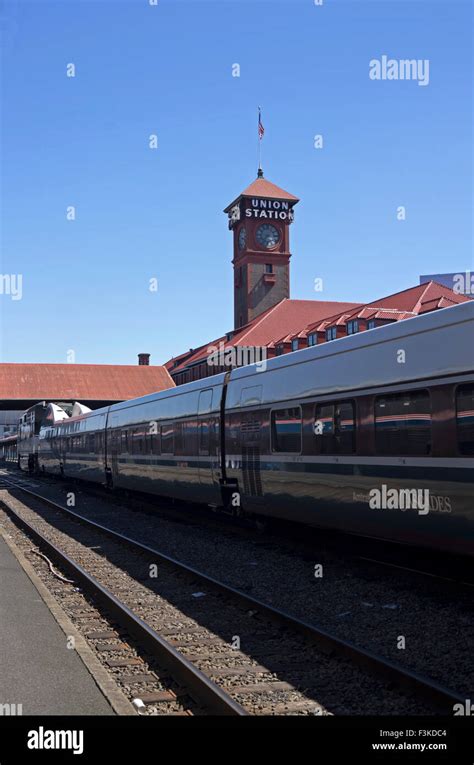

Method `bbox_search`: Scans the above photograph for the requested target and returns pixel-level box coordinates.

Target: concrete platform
[0,534,114,715]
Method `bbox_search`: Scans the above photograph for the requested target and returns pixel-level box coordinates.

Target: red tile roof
[224,176,299,212]
[169,298,360,372]
[237,300,360,345]
[164,347,204,372]
[0,364,175,402]
[369,309,416,321]
[417,295,462,313]
[354,306,414,320]
[304,281,470,335]
[367,280,468,313]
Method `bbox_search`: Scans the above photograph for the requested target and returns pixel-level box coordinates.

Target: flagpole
[257,106,261,174]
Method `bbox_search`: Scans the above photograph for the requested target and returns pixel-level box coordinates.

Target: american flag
[258,108,264,139]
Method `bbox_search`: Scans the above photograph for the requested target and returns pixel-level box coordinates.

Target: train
[17,300,474,556]
[17,401,49,471]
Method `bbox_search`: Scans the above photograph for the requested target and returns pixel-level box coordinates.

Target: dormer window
[347,320,359,335]
[367,319,376,330]
[308,333,317,346]
[326,327,337,341]
[291,339,299,352]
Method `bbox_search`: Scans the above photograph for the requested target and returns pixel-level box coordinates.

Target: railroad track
[0,473,466,716]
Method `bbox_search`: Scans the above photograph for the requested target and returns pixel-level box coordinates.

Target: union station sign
[228,197,295,228]
[245,198,294,221]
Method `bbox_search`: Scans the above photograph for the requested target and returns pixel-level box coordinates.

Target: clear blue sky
[1,0,472,365]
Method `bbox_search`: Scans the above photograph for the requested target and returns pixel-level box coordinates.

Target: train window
[314,401,355,454]
[271,407,302,453]
[135,429,140,453]
[161,423,174,454]
[133,427,147,454]
[198,389,213,414]
[150,429,161,456]
[120,430,129,453]
[375,390,431,456]
[198,389,213,455]
[175,421,186,454]
[456,384,474,455]
[199,419,210,455]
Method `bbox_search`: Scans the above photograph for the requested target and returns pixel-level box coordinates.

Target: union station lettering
[227,196,296,228]
[245,198,294,221]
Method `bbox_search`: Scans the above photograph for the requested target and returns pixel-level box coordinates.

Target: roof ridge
[414,280,435,312]
[364,281,426,308]
[419,280,466,301]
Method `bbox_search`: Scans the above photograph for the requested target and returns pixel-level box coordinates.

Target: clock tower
[224,170,299,329]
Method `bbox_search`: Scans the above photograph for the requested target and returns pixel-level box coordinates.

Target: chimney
[138,353,150,366]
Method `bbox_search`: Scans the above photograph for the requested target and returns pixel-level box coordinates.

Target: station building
[166,172,470,386]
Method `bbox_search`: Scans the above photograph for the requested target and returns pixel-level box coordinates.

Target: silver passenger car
[37,301,474,556]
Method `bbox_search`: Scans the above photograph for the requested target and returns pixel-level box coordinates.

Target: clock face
[256,224,280,249]
[238,226,246,250]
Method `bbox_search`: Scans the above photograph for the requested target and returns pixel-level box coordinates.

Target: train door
[197,389,214,486]
[239,385,265,508]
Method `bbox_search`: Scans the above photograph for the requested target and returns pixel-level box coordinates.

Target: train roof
[87,371,228,417]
